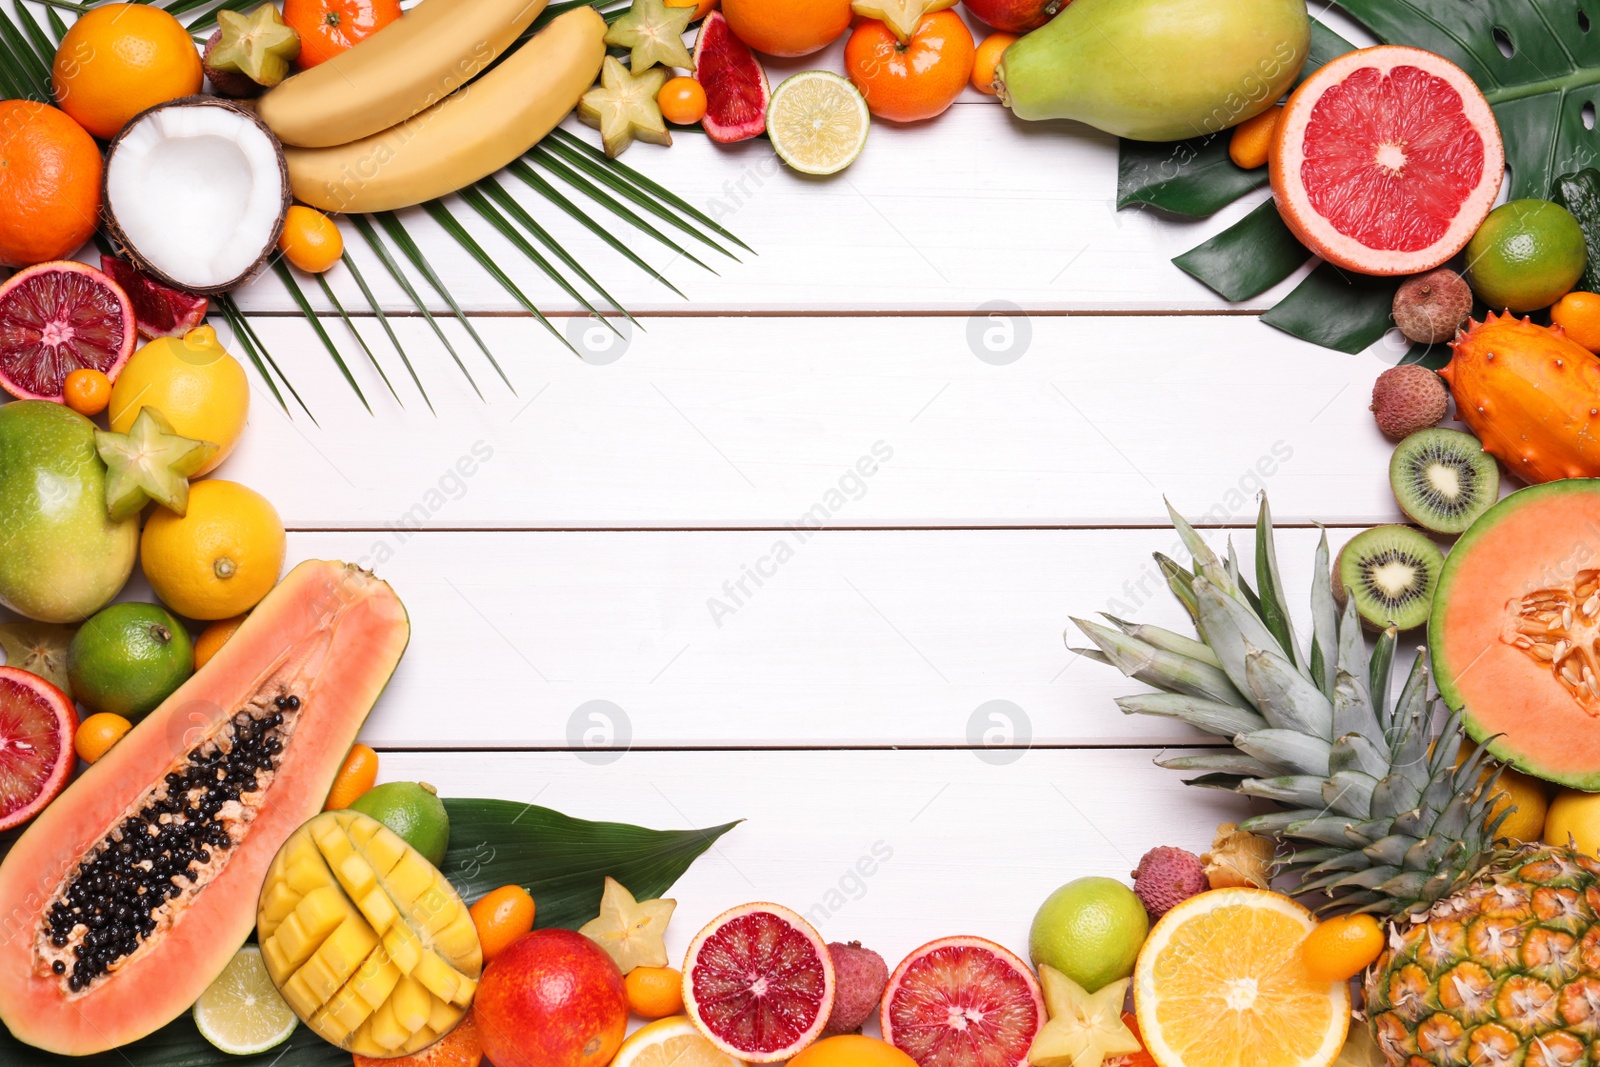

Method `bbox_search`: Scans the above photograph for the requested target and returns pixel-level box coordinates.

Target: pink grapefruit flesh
[1271,45,1503,276]
[880,936,1045,1067]
[682,902,836,1062]
[0,261,137,401]
[0,666,77,833]
[693,12,770,143]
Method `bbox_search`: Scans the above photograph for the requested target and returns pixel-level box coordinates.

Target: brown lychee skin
[823,941,889,1035]
[1370,364,1449,440]
[1132,846,1208,919]
[1393,268,1473,345]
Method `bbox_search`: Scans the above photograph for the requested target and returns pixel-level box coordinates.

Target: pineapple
[1071,497,1600,1067]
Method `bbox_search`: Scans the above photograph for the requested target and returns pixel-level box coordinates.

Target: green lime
[349,781,450,866]
[1465,198,1588,313]
[767,71,870,176]
[192,945,298,1056]
[1029,876,1149,993]
[67,602,193,720]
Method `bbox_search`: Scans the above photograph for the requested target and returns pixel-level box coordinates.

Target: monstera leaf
[1120,2,1600,356]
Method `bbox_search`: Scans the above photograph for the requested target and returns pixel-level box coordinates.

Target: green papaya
[995,0,1310,142]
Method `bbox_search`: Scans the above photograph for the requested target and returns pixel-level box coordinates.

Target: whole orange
[666,0,718,19]
[721,0,852,57]
[1553,291,1600,353]
[846,12,975,123]
[0,101,102,268]
[52,4,202,139]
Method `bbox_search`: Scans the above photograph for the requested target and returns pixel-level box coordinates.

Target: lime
[1465,198,1588,313]
[192,945,298,1056]
[350,781,450,866]
[767,71,869,177]
[67,602,193,720]
[1028,876,1149,993]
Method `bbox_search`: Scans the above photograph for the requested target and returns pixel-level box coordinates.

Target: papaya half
[0,560,409,1055]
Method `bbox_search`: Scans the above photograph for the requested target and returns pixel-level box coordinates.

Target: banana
[257,0,550,149]
[282,8,607,214]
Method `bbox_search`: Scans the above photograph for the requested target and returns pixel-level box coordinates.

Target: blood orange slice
[682,902,836,1062]
[693,12,770,143]
[0,666,77,833]
[880,936,1044,1067]
[0,261,137,401]
[1271,45,1503,276]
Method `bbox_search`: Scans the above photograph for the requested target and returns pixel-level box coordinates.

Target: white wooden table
[10,3,1409,1012]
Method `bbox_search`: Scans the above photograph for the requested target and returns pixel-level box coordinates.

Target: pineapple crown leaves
[1068,495,1511,917]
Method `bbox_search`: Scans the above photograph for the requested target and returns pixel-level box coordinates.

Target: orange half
[1133,889,1350,1067]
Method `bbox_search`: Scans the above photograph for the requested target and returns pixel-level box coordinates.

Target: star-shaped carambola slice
[851,0,956,43]
[579,57,673,158]
[95,407,218,521]
[210,3,301,88]
[1027,968,1141,1067]
[578,876,676,973]
[604,0,695,72]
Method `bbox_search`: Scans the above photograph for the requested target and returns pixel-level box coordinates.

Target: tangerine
[1553,291,1600,353]
[283,0,403,68]
[52,4,203,140]
[323,743,378,810]
[469,885,537,963]
[74,712,132,764]
[278,206,344,273]
[971,33,1017,96]
[0,102,102,268]
[193,614,247,670]
[624,966,685,1019]
[659,77,709,125]
[1299,914,1384,983]
[845,12,974,123]
[720,0,852,57]
[63,368,112,417]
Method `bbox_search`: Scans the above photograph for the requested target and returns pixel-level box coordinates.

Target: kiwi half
[1333,525,1444,631]
[1389,428,1499,535]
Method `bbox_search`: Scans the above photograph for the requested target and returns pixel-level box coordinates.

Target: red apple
[962,0,1067,33]
[473,929,629,1067]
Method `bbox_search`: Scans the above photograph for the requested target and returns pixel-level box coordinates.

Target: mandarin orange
[846,12,974,123]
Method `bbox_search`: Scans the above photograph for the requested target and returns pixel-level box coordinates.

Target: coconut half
[103,97,290,296]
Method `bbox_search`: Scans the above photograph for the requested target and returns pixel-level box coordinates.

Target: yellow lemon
[1455,751,1551,844]
[109,326,248,476]
[141,481,285,620]
[1545,789,1600,856]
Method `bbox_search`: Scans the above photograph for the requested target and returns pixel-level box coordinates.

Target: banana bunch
[256,0,606,213]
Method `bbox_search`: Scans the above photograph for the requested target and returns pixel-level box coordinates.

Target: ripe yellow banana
[257,0,550,148]
[282,7,607,214]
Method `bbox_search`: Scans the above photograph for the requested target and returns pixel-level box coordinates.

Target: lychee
[823,941,889,1034]
[1131,846,1207,918]
[1370,364,1449,440]
[1393,268,1473,345]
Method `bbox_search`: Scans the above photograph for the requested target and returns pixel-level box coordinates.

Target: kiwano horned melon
[1441,312,1600,484]
[258,810,482,1057]
[1432,481,1600,789]
[0,561,409,1056]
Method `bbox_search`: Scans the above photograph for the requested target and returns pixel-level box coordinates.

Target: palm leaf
[1118,4,1600,352]
[531,150,716,273]
[312,270,401,407]
[271,260,371,414]
[338,250,434,413]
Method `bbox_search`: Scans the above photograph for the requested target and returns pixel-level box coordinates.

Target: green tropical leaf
[271,260,372,414]
[0,799,736,1066]
[338,249,435,413]
[1173,200,1308,301]
[312,269,402,408]
[1259,263,1399,354]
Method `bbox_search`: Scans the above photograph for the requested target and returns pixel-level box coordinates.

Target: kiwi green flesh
[1389,428,1499,535]
[1335,525,1444,631]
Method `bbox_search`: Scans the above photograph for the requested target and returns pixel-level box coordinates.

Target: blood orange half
[0,666,77,833]
[0,260,137,401]
[1271,45,1503,276]
[880,936,1045,1067]
[682,902,836,1062]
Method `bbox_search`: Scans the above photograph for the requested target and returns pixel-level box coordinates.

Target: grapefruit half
[1271,45,1503,276]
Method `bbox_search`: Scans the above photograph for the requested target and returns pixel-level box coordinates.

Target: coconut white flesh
[106,103,285,291]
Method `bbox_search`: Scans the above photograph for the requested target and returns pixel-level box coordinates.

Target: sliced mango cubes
[257,810,483,1057]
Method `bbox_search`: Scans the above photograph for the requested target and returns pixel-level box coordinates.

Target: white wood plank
[172,526,1364,749]
[380,748,1251,977]
[223,313,1409,529]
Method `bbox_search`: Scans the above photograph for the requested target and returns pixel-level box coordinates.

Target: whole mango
[995,0,1310,142]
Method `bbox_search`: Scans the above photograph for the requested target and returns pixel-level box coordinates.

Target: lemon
[612,1016,745,1067]
[1545,788,1600,855]
[1465,199,1588,313]
[1457,751,1550,844]
[192,946,298,1056]
[767,71,870,176]
[141,480,285,620]
[1029,876,1149,993]
[108,326,249,476]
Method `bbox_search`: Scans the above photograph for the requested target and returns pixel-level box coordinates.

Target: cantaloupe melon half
[1432,480,1600,789]
[0,560,409,1055]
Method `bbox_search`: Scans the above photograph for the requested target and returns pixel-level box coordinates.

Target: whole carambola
[1442,312,1600,484]
[995,0,1310,142]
